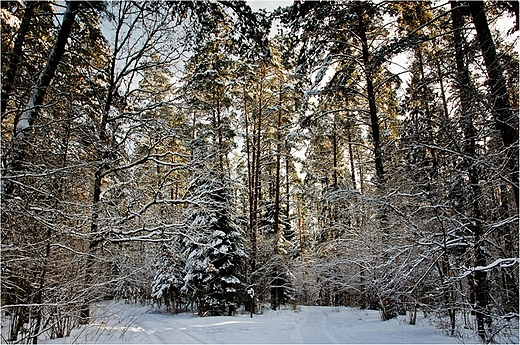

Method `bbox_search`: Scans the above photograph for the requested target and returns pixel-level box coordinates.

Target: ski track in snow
[297,307,338,343]
[41,302,461,344]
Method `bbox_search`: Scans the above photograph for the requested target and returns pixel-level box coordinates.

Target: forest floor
[39,301,465,344]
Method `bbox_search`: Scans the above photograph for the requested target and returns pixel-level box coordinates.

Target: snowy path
[42,302,460,344]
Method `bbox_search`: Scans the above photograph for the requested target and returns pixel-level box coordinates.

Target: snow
[41,302,460,344]
[0,8,21,30]
[15,100,34,134]
[460,258,520,278]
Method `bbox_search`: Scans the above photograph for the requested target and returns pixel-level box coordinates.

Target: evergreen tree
[151,242,186,313]
[182,134,245,316]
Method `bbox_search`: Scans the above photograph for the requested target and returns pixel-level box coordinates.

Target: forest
[1,0,518,343]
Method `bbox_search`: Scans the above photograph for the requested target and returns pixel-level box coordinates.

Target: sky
[247,0,294,12]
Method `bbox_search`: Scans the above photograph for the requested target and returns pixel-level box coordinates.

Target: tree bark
[451,2,489,341]
[30,118,72,343]
[274,85,282,252]
[1,1,39,119]
[469,0,519,208]
[332,113,338,191]
[2,1,80,196]
[356,4,393,320]
[357,8,384,186]
[271,83,284,311]
[80,4,119,321]
[250,66,265,274]
[243,86,253,240]
[347,122,356,190]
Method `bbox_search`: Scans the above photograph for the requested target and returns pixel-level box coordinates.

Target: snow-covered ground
[40,302,462,344]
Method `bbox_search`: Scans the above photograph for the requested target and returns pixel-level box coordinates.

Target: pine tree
[469,0,519,208]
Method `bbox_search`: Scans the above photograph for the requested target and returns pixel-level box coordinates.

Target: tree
[178,12,248,314]
[2,0,80,196]
[389,2,519,340]
[0,2,106,342]
[468,0,519,208]
[181,133,246,316]
[450,2,488,340]
[281,0,404,319]
[1,0,40,118]
[75,1,195,322]
[1,1,518,342]
[151,242,186,313]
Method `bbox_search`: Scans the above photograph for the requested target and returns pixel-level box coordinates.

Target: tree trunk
[80,13,118,322]
[2,1,80,196]
[285,151,291,236]
[215,89,224,176]
[347,122,356,190]
[274,85,282,252]
[30,118,72,343]
[250,66,265,274]
[451,2,489,341]
[416,46,438,180]
[271,84,283,311]
[243,87,255,272]
[469,0,519,208]
[1,1,39,119]
[332,113,338,191]
[497,184,519,313]
[356,4,393,320]
[357,9,384,186]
